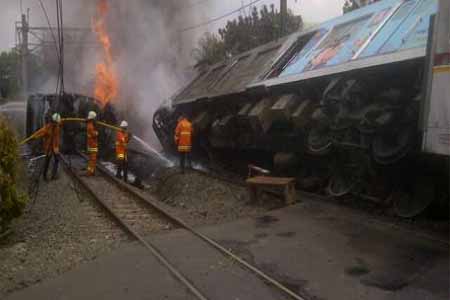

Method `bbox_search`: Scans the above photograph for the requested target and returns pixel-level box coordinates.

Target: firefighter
[174,114,193,173]
[115,120,130,182]
[31,113,62,180]
[86,111,99,176]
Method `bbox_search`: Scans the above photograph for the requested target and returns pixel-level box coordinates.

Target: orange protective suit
[86,120,98,176]
[33,123,61,155]
[115,130,129,160]
[174,118,193,153]
[32,122,62,180]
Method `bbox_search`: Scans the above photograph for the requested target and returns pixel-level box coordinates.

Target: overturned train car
[154,0,449,217]
[26,93,118,155]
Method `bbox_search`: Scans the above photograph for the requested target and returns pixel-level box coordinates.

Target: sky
[0,0,346,51]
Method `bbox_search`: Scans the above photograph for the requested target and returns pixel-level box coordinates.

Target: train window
[317,16,372,51]
[266,31,318,79]
[252,46,281,71]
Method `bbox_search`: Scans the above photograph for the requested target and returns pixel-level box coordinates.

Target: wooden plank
[246,176,295,186]
[284,183,297,205]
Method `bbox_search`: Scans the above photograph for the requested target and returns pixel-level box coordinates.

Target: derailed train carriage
[26,93,118,155]
[154,0,450,217]
[25,93,168,182]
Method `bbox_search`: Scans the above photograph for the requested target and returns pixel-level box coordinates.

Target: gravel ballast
[148,168,281,227]
[0,168,128,298]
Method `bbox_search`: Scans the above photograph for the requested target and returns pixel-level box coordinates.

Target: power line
[38,0,60,61]
[179,0,270,33]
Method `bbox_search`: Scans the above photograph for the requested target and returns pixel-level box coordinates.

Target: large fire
[93,0,118,107]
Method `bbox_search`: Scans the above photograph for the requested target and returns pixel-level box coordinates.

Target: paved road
[6,198,449,300]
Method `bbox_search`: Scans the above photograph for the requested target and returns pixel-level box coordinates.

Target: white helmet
[120,120,128,128]
[52,113,61,123]
[87,111,97,120]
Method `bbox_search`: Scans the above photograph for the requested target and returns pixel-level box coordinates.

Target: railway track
[60,153,307,300]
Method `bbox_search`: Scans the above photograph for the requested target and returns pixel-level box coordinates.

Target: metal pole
[21,14,28,96]
[435,0,450,65]
[280,0,287,37]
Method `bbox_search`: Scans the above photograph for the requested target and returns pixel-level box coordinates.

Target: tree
[192,32,226,66]
[0,51,20,99]
[343,0,381,14]
[0,117,27,233]
[0,50,43,98]
[194,5,303,66]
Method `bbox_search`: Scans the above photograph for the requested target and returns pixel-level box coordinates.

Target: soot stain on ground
[254,233,269,239]
[258,263,323,300]
[255,215,279,228]
[345,265,371,277]
[361,276,409,291]
[217,240,320,299]
[345,257,371,277]
[359,243,445,291]
[276,231,296,238]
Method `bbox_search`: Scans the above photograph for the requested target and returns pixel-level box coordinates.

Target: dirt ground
[0,160,283,298]
[0,168,128,298]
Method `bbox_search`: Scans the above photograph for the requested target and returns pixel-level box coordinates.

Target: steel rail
[59,154,209,300]
[84,155,307,300]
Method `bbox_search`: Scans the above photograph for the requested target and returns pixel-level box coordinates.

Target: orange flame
[93,0,118,107]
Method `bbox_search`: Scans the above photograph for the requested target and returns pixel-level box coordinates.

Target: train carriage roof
[173,0,437,106]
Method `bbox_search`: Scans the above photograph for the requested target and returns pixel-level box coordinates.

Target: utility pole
[20,13,28,96]
[280,0,288,37]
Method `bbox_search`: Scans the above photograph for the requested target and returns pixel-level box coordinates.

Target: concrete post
[21,14,28,96]
[280,0,287,37]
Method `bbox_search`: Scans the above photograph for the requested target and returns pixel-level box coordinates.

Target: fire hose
[19,118,126,146]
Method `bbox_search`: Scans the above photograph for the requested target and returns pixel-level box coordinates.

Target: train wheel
[327,171,358,197]
[391,181,434,218]
[372,125,415,165]
[306,125,332,155]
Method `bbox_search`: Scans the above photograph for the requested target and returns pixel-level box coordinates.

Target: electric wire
[179,0,270,32]
[58,0,65,96]
[38,0,60,62]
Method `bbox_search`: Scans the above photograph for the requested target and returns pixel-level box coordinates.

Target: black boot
[51,154,60,180]
[123,162,128,183]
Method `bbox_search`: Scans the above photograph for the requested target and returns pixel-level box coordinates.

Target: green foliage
[194,4,303,66]
[343,0,381,14]
[0,49,45,98]
[0,50,20,98]
[0,117,27,232]
[192,33,227,66]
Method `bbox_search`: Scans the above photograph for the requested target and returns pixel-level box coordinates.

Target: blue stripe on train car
[378,0,437,54]
[279,0,437,78]
[280,0,401,77]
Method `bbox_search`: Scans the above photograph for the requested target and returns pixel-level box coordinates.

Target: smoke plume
[106,1,209,147]
[25,0,211,148]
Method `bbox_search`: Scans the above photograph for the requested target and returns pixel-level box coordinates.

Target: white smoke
[2,0,212,148]
[108,1,210,148]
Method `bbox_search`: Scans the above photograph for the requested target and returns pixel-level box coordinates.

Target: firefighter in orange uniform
[31,113,62,180]
[174,114,193,173]
[115,120,130,182]
[86,111,99,176]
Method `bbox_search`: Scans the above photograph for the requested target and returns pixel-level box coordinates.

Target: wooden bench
[246,176,297,205]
